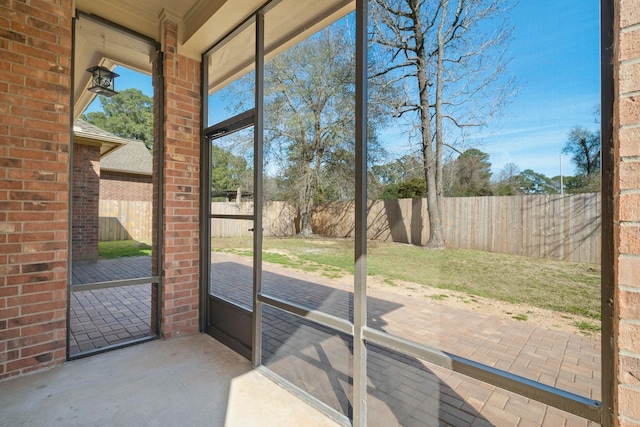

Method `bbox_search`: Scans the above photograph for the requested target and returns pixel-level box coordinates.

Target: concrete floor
[0,334,339,427]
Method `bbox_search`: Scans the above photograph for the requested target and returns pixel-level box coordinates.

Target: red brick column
[615,0,640,423]
[71,143,100,261]
[157,19,201,338]
[0,0,72,379]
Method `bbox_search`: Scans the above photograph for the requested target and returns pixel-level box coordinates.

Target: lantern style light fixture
[87,65,119,97]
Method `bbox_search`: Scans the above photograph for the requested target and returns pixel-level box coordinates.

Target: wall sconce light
[87,66,119,97]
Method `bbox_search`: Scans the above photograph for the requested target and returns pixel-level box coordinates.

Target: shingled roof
[73,118,130,143]
[100,138,153,176]
[73,118,152,176]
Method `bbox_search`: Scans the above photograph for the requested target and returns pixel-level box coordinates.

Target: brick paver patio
[71,253,601,426]
[70,257,153,355]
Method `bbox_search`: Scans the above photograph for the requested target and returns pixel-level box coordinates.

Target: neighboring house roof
[73,118,130,144]
[73,118,153,176]
[73,118,129,156]
[100,138,153,176]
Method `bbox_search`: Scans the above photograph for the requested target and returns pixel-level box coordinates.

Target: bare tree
[264,25,391,236]
[370,0,516,248]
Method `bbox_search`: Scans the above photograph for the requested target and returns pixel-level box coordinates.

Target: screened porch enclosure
[200,1,607,426]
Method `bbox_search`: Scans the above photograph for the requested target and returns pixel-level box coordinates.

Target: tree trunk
[297,141,322,237]
[423,146,445,249]
[299,210,313,236]
[430,0,449,248]
[412,0,446,249]
[297,170,316,236]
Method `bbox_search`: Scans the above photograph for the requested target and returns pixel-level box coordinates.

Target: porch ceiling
[73,0,354,119]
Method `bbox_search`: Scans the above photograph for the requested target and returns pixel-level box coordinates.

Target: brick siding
[100,171,152,202]
[0,0,72,379]
[157,19,201,339]
[616,0,640,423]
[72,143,99,261]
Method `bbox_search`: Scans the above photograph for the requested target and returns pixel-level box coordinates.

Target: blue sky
[86,0,601,179]
[378,0,601,178]
[466,0,601,177]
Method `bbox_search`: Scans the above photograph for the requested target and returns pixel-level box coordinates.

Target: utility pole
[560,155,564,195]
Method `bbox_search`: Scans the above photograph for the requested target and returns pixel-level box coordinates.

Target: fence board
[313,193,601,264]
[100,193,601,263]
[99,199,152,242]
[210,201,297,238]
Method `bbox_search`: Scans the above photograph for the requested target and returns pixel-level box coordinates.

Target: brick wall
[0,0,72,379]
[72,143,99,261]
[100,171,152,202]
[615,0,640,423]
[157,19,201,339]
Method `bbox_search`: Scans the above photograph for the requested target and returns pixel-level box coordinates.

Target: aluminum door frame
[202,109,258,359]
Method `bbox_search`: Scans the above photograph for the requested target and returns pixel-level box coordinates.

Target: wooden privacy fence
[313,193,601,264]
[210,201,297,237]
[98,200,297,241]
[100,193,601,263]
[99,199,153,242]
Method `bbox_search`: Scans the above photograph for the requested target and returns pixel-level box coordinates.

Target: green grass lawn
[213,236,601,320]
[98,240,152,258]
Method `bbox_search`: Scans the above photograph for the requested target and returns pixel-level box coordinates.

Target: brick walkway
[73,254,601,426]
[70,257,153,355]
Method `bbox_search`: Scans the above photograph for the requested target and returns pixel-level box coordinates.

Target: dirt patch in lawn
[225,248,602,339]
[363,274,601,339]
[264,255,602,339]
